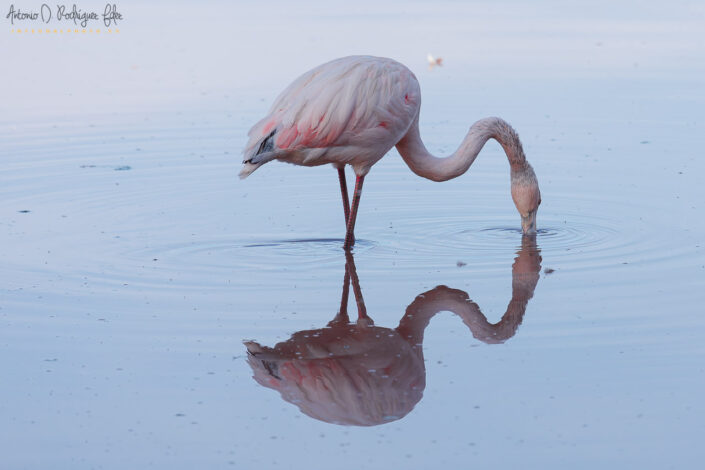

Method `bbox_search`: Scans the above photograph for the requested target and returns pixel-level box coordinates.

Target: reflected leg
[345,251,371,325]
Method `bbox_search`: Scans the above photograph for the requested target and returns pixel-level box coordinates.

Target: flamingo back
[241,56,420,177]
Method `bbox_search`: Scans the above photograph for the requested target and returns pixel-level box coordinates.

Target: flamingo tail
[240,130,278,179]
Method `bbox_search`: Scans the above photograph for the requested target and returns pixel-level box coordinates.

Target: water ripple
[1,117,697,294]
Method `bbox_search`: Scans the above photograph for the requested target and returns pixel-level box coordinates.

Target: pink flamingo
[240,56,541,249]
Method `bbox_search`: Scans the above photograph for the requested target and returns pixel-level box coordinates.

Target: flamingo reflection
[245,236,541,426]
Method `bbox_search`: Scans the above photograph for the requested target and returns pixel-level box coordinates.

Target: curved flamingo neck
[396,237,541,346]
[395,116,528,182]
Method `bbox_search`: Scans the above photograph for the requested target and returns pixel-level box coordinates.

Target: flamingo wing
[242,56,419,173]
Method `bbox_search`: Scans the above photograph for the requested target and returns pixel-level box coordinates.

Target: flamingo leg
[337,167,351,226]
[343,175,365,250]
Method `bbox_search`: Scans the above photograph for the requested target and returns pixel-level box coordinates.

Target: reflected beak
[521,210,537,235]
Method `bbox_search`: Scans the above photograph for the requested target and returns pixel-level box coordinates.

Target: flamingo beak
[521,210,537,235]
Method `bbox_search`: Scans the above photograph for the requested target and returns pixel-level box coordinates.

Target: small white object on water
[427,53,443,69]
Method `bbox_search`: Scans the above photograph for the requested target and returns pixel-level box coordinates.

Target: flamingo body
[241,56,419,177]
[240,56,541,246]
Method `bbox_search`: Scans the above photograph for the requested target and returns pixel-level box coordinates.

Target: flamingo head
[510,163,541,235]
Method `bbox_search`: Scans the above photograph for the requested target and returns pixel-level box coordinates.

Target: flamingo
[240,56,541,249]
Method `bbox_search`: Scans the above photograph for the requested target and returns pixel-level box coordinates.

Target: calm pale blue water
[2,1,704,469]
